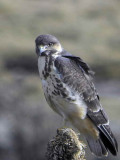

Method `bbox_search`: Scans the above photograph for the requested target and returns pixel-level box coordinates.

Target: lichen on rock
[46,128,86,160]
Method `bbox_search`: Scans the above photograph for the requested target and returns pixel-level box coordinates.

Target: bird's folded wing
[54,53,118,155]
[54,52,99,112]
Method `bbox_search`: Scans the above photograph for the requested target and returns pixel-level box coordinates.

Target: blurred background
[0,0,120,159]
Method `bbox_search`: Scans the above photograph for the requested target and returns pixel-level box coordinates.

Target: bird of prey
[35,34,118,157]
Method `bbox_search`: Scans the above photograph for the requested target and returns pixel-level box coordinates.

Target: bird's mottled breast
[38,54,60,93]
[38,54,53,80]
[38,54,87,119]
[38,54,75,100]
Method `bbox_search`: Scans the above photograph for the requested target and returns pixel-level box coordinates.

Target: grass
[0,0,120,78]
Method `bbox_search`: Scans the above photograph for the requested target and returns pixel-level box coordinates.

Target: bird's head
[35,34,62,56]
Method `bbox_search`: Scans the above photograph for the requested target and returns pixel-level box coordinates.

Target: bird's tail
[86,124,118,157]
[86,136,108,157]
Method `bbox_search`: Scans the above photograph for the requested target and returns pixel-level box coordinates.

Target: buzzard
[35,34,118,157]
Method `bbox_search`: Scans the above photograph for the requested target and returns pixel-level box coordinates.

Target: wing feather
[62,53,95,77]
[55,52,99,112]
[54,51,118,156]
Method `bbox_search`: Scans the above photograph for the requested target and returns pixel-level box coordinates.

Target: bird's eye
[48,43,53,46]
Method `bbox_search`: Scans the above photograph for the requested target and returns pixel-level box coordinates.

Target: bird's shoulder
[54,50,97,98]
[60,50,95,77]
[54,50,95,86]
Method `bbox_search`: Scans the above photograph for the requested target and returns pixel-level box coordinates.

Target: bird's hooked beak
[36,45,48,56]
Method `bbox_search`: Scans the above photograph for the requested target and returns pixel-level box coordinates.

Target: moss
[46,128,86,160]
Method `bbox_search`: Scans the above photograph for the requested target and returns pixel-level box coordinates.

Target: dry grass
[0,0,120,78]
